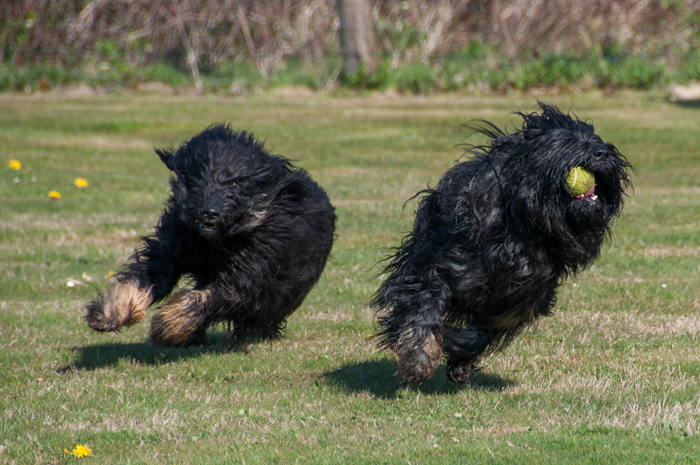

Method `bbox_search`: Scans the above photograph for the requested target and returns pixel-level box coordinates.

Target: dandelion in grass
[8,159,21,170]
[64,445,91,457]
[74,177,89,188]
[72,445,91,457]
[48,190,61,199]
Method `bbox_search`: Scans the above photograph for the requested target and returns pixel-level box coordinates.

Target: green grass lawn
[1,91,699,464]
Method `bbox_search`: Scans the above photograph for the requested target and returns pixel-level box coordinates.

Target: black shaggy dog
[372,103,632,385]
[86,124,336,347]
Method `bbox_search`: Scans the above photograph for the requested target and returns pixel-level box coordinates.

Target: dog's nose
[201,207,221,221]
[594,149,610,160]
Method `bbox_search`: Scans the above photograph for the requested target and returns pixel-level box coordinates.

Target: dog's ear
[155,147,178,172]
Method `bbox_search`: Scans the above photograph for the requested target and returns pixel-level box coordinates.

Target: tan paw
[149,289,210,346]
[86,280,151,332]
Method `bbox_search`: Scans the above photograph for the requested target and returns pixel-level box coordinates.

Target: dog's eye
[228,180,239,189]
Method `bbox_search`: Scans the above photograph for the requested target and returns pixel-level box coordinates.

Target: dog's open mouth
[575,184,598,201]
[563,166,598,202]
[197,222,217,234]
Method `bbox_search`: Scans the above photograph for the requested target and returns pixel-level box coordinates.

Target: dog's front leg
[85,278,153,332]
[85,235,182,333]
[385,273,451,385]
[149,288,212,347]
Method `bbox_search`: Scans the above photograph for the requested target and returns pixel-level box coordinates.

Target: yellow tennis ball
[563,166,595,196]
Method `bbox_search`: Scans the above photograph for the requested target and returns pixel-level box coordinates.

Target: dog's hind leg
[149,289,211,346]
[443,325,491,384]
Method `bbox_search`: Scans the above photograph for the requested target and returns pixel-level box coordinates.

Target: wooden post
[337,0,377,75]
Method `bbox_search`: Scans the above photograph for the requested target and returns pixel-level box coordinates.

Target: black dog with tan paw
[86,124,336,348]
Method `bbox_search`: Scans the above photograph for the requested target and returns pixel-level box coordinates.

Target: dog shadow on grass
[61,331,234,372]
[671,99,700,109]
[323,360,513,399]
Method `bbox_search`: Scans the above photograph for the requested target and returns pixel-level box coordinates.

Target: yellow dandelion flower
[70,445,92,457]
[8,159,21,170]
[74,177,89,188]
[48,190,62,199]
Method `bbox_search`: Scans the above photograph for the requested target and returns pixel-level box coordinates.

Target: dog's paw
[150,289,209,346]
[85,280,151,332]
[446,362,475,384]
[183,325,208,347]
[395,325,444,384]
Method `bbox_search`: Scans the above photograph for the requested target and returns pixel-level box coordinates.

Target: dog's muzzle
[197,207,221,234]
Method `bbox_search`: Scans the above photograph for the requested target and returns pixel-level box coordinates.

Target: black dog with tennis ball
[372,103,633,384]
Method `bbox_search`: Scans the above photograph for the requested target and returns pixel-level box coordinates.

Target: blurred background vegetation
[2,0,700,93]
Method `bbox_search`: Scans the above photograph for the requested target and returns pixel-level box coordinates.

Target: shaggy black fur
[86,124,336,347]
[372,103,632,385]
